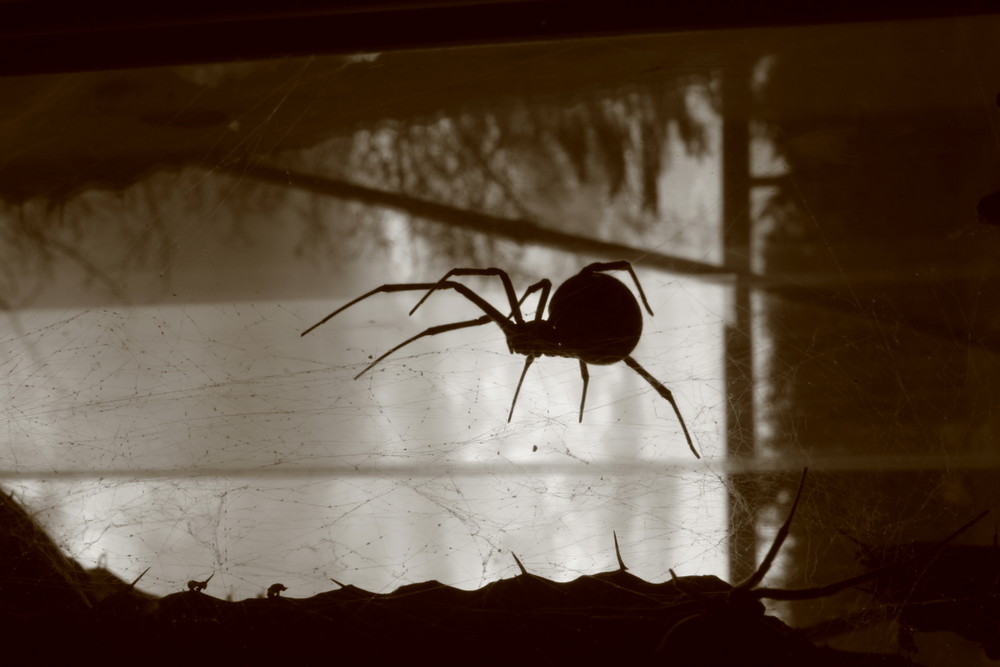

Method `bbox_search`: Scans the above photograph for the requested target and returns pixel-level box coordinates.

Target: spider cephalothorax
[302,261,698,458]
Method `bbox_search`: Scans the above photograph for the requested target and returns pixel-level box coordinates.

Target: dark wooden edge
[0,0,998,76]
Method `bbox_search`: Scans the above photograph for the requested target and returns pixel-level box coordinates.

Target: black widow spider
[302,261,698,458]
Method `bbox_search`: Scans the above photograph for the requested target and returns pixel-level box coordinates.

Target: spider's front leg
[519,279,552,321]
[301,281,511,337]
[408,268,526,324]
[302,281,520,379]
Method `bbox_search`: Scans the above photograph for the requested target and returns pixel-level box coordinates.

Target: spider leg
[583,261,655,316]
[408,268,525,324]
[301,281,512,337]
[622,356,699,458]
[355,315,494,378]
[404,279,550,357]
[522,279,552,320]
[507,355,536,422]
[578,360,589,422]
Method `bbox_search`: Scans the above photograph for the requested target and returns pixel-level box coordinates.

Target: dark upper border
[0,0,998,75]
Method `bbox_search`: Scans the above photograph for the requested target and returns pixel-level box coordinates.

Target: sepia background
[2,9,1000,664]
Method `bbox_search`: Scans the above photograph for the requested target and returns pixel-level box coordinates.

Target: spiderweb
[1,247,727,600]
[4,15,1000,666]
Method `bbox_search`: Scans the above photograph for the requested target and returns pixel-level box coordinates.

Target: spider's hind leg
[623,356,699,459]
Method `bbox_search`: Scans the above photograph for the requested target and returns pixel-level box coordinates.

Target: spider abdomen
[548,272,643,365]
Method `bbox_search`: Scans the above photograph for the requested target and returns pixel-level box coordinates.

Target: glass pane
[3,10,1000,664]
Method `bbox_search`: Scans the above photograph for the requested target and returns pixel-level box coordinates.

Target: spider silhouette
[302,261,698,458]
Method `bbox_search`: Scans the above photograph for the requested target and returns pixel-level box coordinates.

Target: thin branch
[227,161,1000,354]
[222,161,732,279]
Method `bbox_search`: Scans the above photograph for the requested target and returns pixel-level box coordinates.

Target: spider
[302,261,698,458]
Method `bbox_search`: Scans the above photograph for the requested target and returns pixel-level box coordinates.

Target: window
[3,5,999,662]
